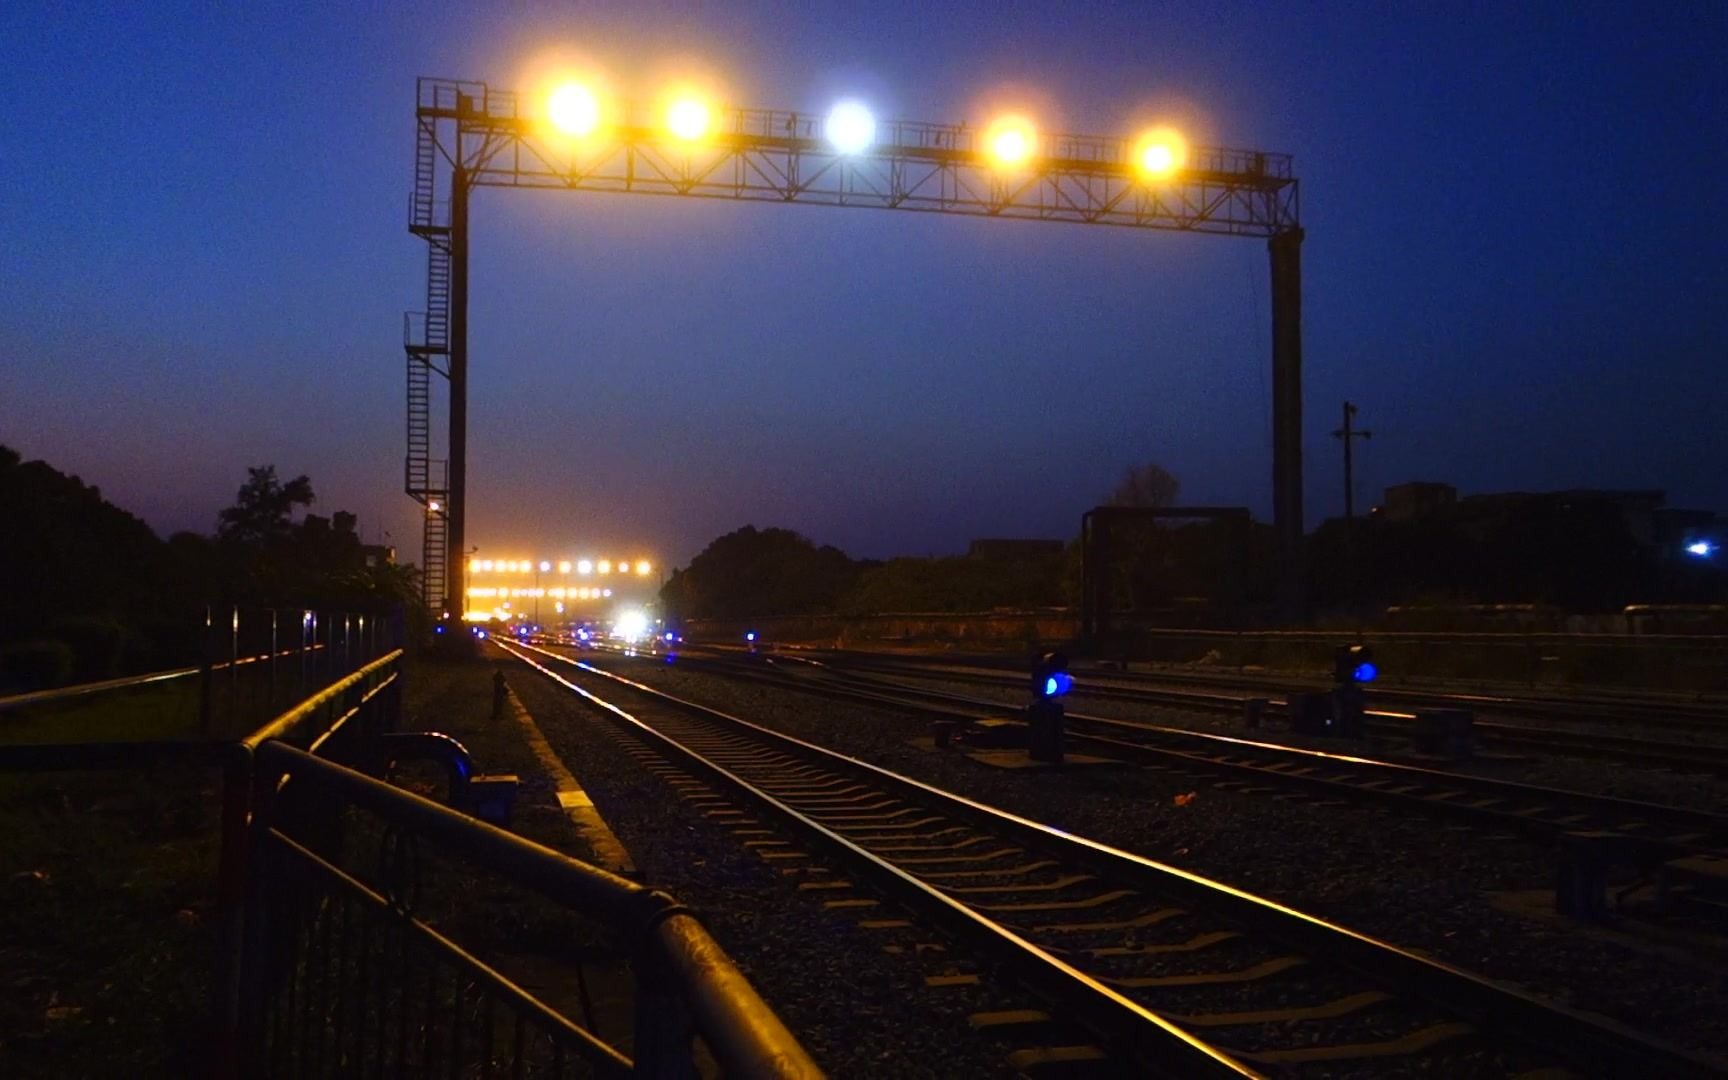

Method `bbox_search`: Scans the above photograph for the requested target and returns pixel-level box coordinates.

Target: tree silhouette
[216,466,314,547]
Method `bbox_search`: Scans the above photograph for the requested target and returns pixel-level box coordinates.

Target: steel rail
[785,646,1728,727]
[779,650,1728,772]
[662,650,1728,859]
[497,640,1254,1079]
[505,640,1722,1077]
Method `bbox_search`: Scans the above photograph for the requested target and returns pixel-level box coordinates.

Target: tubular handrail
[241,648,404,750]
[252,740,822,1078]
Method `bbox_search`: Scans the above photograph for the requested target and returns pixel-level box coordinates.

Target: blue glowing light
[434,625,445,634]
[474,629,488,639]
[745,631,757,642]
[1042,672,1074,697]
[1353,662,1379,683]
[1686,541,1715,557]
[664,631,675,642]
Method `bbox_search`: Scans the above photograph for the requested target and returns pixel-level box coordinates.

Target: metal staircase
[405,112,452,611]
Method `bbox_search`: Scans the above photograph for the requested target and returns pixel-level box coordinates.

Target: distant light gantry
[467,555,655,576]
[531,78,1192,180]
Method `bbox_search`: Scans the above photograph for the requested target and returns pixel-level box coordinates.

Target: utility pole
[1333,401,1372,520]
[1332,402,1372,613]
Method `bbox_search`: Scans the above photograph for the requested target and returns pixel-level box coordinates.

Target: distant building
[968,538,1064,560]
[1379,481,1457,521]
[1376,483,1717,557]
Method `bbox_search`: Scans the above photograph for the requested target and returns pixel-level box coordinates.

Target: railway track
[778,647,1728,735]
[497,638,1719,1078]
[598,643,1728,880]
[728,647,1728,775]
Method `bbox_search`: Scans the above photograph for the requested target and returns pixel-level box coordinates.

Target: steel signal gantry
[404,77,1305,617]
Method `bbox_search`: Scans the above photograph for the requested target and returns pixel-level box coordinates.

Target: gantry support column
[445,165,470,620]
[1268,228,1305,614]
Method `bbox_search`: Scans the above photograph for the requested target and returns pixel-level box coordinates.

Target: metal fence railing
[233,742,818,1077]
[0,609,818,1076]
[0,606,402,738]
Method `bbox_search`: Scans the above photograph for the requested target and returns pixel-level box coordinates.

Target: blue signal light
[1043,672,1074,698]
[435,625,445,635]
[1353,662,1378,683]
[745,631,757,642]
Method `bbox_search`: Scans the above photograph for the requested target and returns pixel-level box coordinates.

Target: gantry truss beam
[405,77,1307,620]
[410,79,1298,238]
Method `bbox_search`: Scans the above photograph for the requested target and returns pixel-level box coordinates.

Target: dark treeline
[661,465,1722,624]
[0,446,417,689]
[658,525,1068,622]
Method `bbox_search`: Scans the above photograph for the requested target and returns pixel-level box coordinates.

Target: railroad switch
[467,774,519,826]
[1242,697,1267,729]
[1288,691,1335,735]
[1555,831,1652,921]
[1412,708,1475,760]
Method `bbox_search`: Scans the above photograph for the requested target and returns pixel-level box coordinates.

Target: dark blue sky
[3,2,1724,567]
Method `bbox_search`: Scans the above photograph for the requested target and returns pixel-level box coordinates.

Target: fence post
[632,944,699,1079]
[228,606,241,733]
[268,610,279,713]
[199,605,215,736]
[212,742,257,1078]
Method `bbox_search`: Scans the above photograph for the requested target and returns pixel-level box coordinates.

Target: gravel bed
[857,671,1728,816]
[506,663,1039,1078]
[583,654,1728,1066]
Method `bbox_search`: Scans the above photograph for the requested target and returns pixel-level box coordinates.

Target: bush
[46,617,130,682]
[0,639,75,691]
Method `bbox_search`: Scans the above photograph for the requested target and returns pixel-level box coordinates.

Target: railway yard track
[625,645,1728,877]
[495,638,1721,1078]
[737,648,1728,772]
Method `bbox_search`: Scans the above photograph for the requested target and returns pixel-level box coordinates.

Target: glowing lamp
[577,559,593,575]
[559,561,572,574]
[825,101,875,154]
[666,95,714,142]
[1687,541,1715,557]
[547,83,601,138]
[636,560,652,576]
[1132,127,1188,180]
[539,561,551,572]
[984,116,1036,168]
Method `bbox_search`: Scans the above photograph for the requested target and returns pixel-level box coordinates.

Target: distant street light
[1687,540,1716,557]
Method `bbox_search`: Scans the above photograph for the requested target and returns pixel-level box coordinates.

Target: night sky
[3,2,1724,567]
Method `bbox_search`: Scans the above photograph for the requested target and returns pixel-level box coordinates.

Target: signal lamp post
[1028,652,1072,763]
[1331,643,1376,738]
